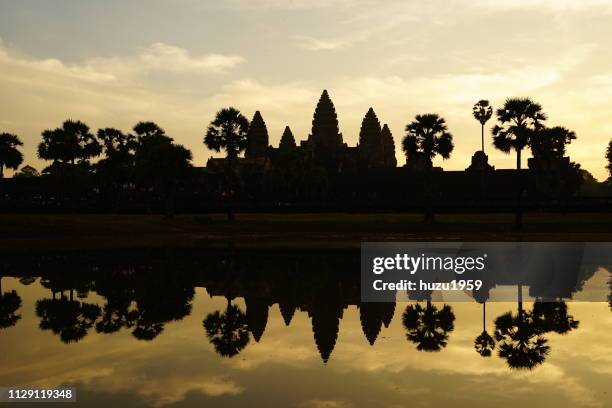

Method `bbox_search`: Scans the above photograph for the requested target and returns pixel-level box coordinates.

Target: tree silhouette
[96,128,137,209]
[203,298,250,358]
[38,120,101,167]
[133,122,193,217]
[530,126,575,160]
[472,100,493,152]
[94,274,137,334]
[608,271,612,312]
[402,301,455,352]
[0,133,24,178]
[494,308,549,370]
[130,273,194,341]
[606,140,612,180]
[204,107,250,221]
[402,113,454,223]
[474,302,495,357]
[529,126,581,208]
[532,301,579,335]
[13,165,39,178]
[36,296,101,343]
[492,98,547,228]
[0,277,22,329]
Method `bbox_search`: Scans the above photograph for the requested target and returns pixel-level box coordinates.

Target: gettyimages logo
[372,253,487,275]
[361,242,612,302]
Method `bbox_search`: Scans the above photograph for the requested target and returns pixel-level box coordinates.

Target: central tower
[308,90,344,171]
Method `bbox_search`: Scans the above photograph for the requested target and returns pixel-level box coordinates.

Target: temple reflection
[0,248,608,369]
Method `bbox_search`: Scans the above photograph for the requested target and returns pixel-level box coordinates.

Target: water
[1,248,611,407]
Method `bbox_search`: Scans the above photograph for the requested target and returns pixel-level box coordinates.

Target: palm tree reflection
[532,301,579,335]
[402,301,455,352]
[0,277,22,329]
[474,302,495,357]
[35,296,101,343]
[494,310,549,370]
[203,296,250,358]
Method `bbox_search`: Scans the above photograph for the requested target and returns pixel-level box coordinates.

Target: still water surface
[1,248,611,407]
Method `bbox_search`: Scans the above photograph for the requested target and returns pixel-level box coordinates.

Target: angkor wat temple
[207,90,397,174]
[200,90,589,213]
[0,90,602,213]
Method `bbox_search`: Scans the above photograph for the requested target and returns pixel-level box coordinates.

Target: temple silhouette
[0,89,606,213]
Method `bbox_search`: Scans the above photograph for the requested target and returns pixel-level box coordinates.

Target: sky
[1,0,612,178]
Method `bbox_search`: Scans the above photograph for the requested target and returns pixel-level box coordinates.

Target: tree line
[1,97,611,220]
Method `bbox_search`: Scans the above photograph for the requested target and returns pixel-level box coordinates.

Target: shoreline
[3,213,612,251]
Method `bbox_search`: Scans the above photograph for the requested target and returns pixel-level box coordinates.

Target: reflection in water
[0,249,611,407]
[0,249,609,366]
[402,301,455,352]
[474,302,495,357]
[203,297,250,358]
[0,277,22,329]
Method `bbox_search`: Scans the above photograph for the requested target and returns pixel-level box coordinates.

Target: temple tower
[245,111,269,159]
[381,124,397,167]
[308,90,344,171]
[279,126,297,151]
[358,108,384,169]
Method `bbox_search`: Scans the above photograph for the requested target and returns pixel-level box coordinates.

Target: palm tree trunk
[227,154,236,222]
[515,149,523,229]
[517,284,523,317]
[424,162,434,224]
[481,124,485,152]
[482,302,486,331]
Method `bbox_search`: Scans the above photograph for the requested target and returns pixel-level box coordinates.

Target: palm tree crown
[204,107,250,159]
[472,100,492,152]
[473,100,493,125]
[402,113,454,167]
[492,98,547,169]
[0,133,24,178]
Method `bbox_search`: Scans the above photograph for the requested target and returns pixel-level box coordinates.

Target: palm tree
[402,301,455,352]
[204,107,250,221]
[492,98,547,169]
[472,100,493,152]
[402,113,454,223]
[203,297,250,358]
[494,309,549,370]
[474,302,495,357]
[0,133,24,178]
[38,120,101,166]
[492,98,547,228]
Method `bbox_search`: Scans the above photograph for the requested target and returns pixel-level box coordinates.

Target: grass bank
[2,212,612,251]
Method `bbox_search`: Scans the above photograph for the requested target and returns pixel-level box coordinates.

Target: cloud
[86,42,245,79]
[226,0,357,10]
[470,0,612,12]
[293,35,347,51]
